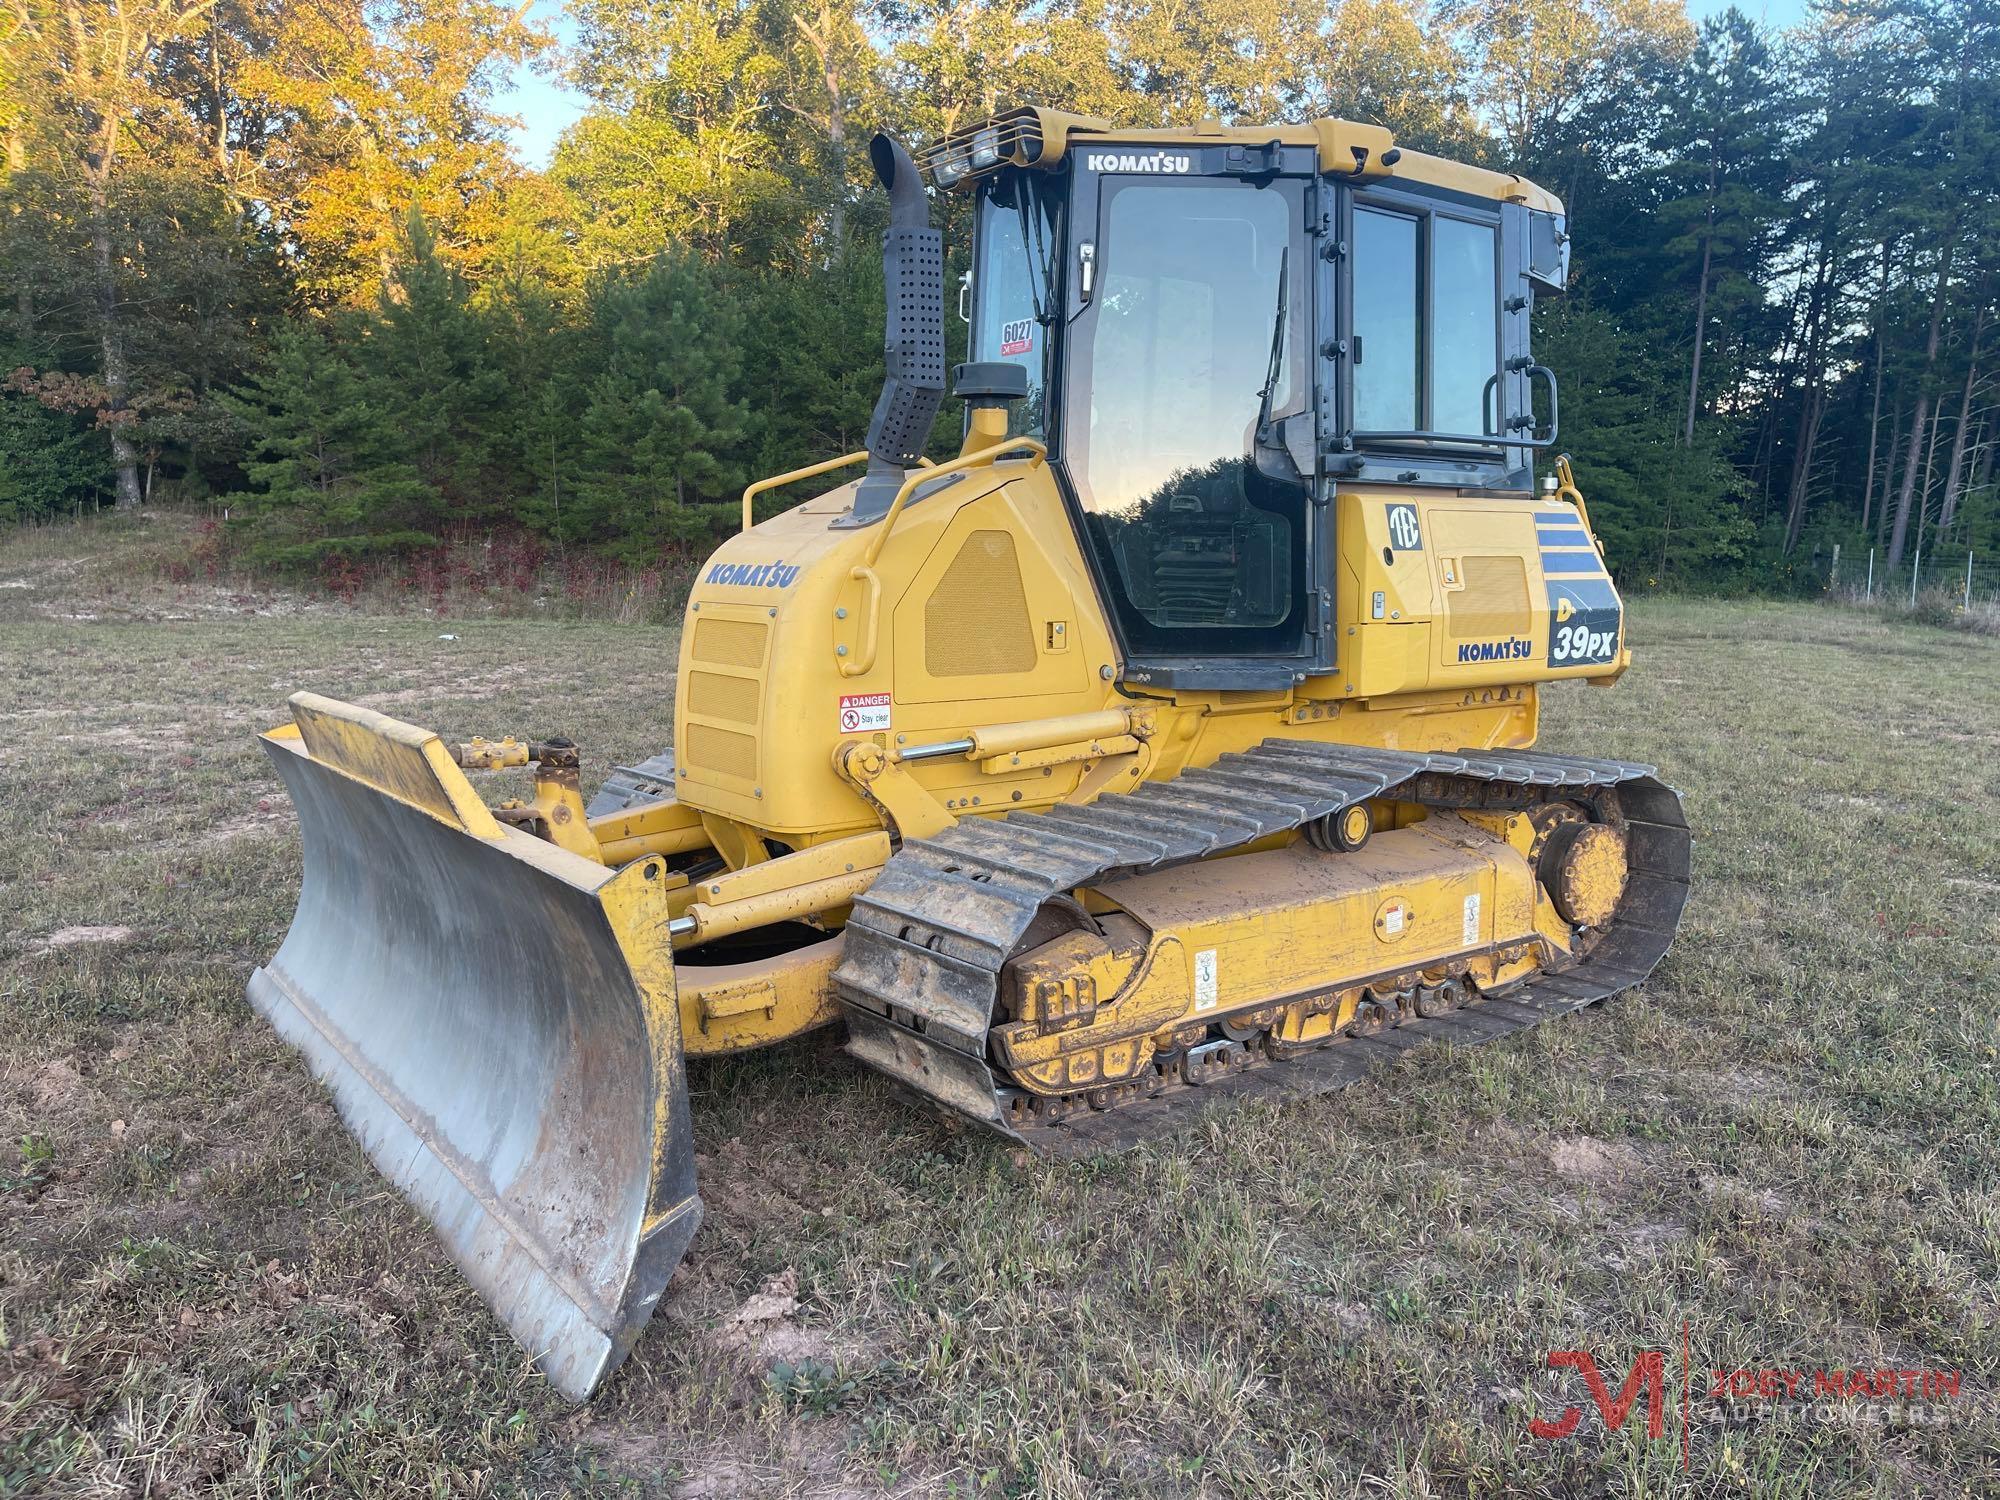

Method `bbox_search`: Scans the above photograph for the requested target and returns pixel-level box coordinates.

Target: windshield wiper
[1013,173,1056,324]
[1254,246,1289,442]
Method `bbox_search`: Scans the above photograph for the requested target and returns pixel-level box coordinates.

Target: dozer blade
[247,693,700,1402]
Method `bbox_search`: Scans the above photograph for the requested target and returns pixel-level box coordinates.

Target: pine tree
[224,322,435,565]
[1535,295,1754,583]
[740,248,884,485]
[482,259,586,537]
[1652,9,1786,451]
[570,251,753,554]
[0,388,106,521]
[364,210,510,518]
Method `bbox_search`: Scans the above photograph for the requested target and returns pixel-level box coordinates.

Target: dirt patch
[1329,1300,1374,1338]
[27,924,136,954]
[200,796,294,847]
[1698,1173,1788,1217]
[594,1425,880,1500]
[710,1267,843,1369]
[719,1268,801,1343]
[1693,1067,1787,1109]
[1547,1135,1644,1185]
[17,1055,98,1112]
[355,663,539,708]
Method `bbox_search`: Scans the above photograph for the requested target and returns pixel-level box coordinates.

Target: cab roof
[919,106,1564,217]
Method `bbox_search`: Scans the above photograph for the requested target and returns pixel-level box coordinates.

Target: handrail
[835,437,1047,678]
[739,450,869,534]
[860,437,1046,570]
[1553,452,1596,545]
[839,568,883,677]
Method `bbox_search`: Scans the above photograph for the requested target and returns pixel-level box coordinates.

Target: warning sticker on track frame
[1194,949,1219,1010]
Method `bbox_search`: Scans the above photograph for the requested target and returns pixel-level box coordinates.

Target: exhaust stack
[853,133,946,521]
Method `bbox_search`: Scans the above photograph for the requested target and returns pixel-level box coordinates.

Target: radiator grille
[925,531,1036,677]
[1448,556,1530,641]
[688,671,760,725]
[685,724,757,782]
[691,617,768,670]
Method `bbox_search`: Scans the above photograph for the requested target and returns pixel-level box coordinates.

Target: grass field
[3,518,1997,1497]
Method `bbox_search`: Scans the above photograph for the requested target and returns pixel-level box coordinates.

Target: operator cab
[945,109,1570,689]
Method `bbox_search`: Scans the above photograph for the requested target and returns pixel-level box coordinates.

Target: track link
[832,742,1691,1154]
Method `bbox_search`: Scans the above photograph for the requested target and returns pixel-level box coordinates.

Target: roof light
[969,127,1002,169]
[932,151,968,187]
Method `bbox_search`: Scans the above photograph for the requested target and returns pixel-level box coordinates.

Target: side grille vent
[691,617,768,670]
[685,724,757,782]
[686,617,767,782]
[925,531,1036,677]
[688,671,759,725]
[1447,556,1530,642]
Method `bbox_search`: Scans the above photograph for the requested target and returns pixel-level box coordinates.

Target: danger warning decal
[838,692,891,733]
[999,318,1034,357]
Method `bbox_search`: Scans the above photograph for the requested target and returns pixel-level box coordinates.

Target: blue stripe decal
[1535,513,1582,529]
[1543,559,1607,576]
[1536,528,1593,547]
[1546,577,1620,610]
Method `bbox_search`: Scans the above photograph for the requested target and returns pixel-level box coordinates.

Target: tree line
[2,0,1996,586]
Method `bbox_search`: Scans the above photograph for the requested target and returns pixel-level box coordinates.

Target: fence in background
[1817,544,2000,610]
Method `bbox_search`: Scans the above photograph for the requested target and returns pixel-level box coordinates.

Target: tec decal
[1084,151,1192,174]
[704,559,800,589]
[1457,637,1533,664]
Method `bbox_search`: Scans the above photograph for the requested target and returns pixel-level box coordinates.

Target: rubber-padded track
[832,741,1691,1155]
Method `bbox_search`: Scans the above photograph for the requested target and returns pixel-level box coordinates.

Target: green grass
[3,520,1997,1496]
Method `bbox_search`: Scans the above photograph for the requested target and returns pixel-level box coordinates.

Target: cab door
[1056,148,1324,689]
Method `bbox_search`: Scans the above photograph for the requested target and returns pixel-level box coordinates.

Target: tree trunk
[822,44,845,251]
[1680,232,1712,450]
[1750,302,1802,502]
[1860,248,1888,534]
[1912,394,1946,565]
[87,125,144,510]
[1782,389,1826,555]
[789,5,849,256]
[1781,232,1837,554]
[1937,308,1984,537]
[1888,229,1957,566]
[1877,396,1901,552]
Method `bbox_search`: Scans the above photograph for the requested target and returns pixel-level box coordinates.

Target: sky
[495,1,586,170]
[495,0,1818,171]
[1690,0,1811,27]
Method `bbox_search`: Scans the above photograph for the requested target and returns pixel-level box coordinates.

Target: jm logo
[1529,1350,1669,1441]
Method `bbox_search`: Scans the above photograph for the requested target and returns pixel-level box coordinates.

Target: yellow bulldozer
[248,109,1690,1400]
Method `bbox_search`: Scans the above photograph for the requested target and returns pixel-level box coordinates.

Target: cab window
[1066,176,1309,655]
[1352,202,1500,441]
[970,172,1058,438]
